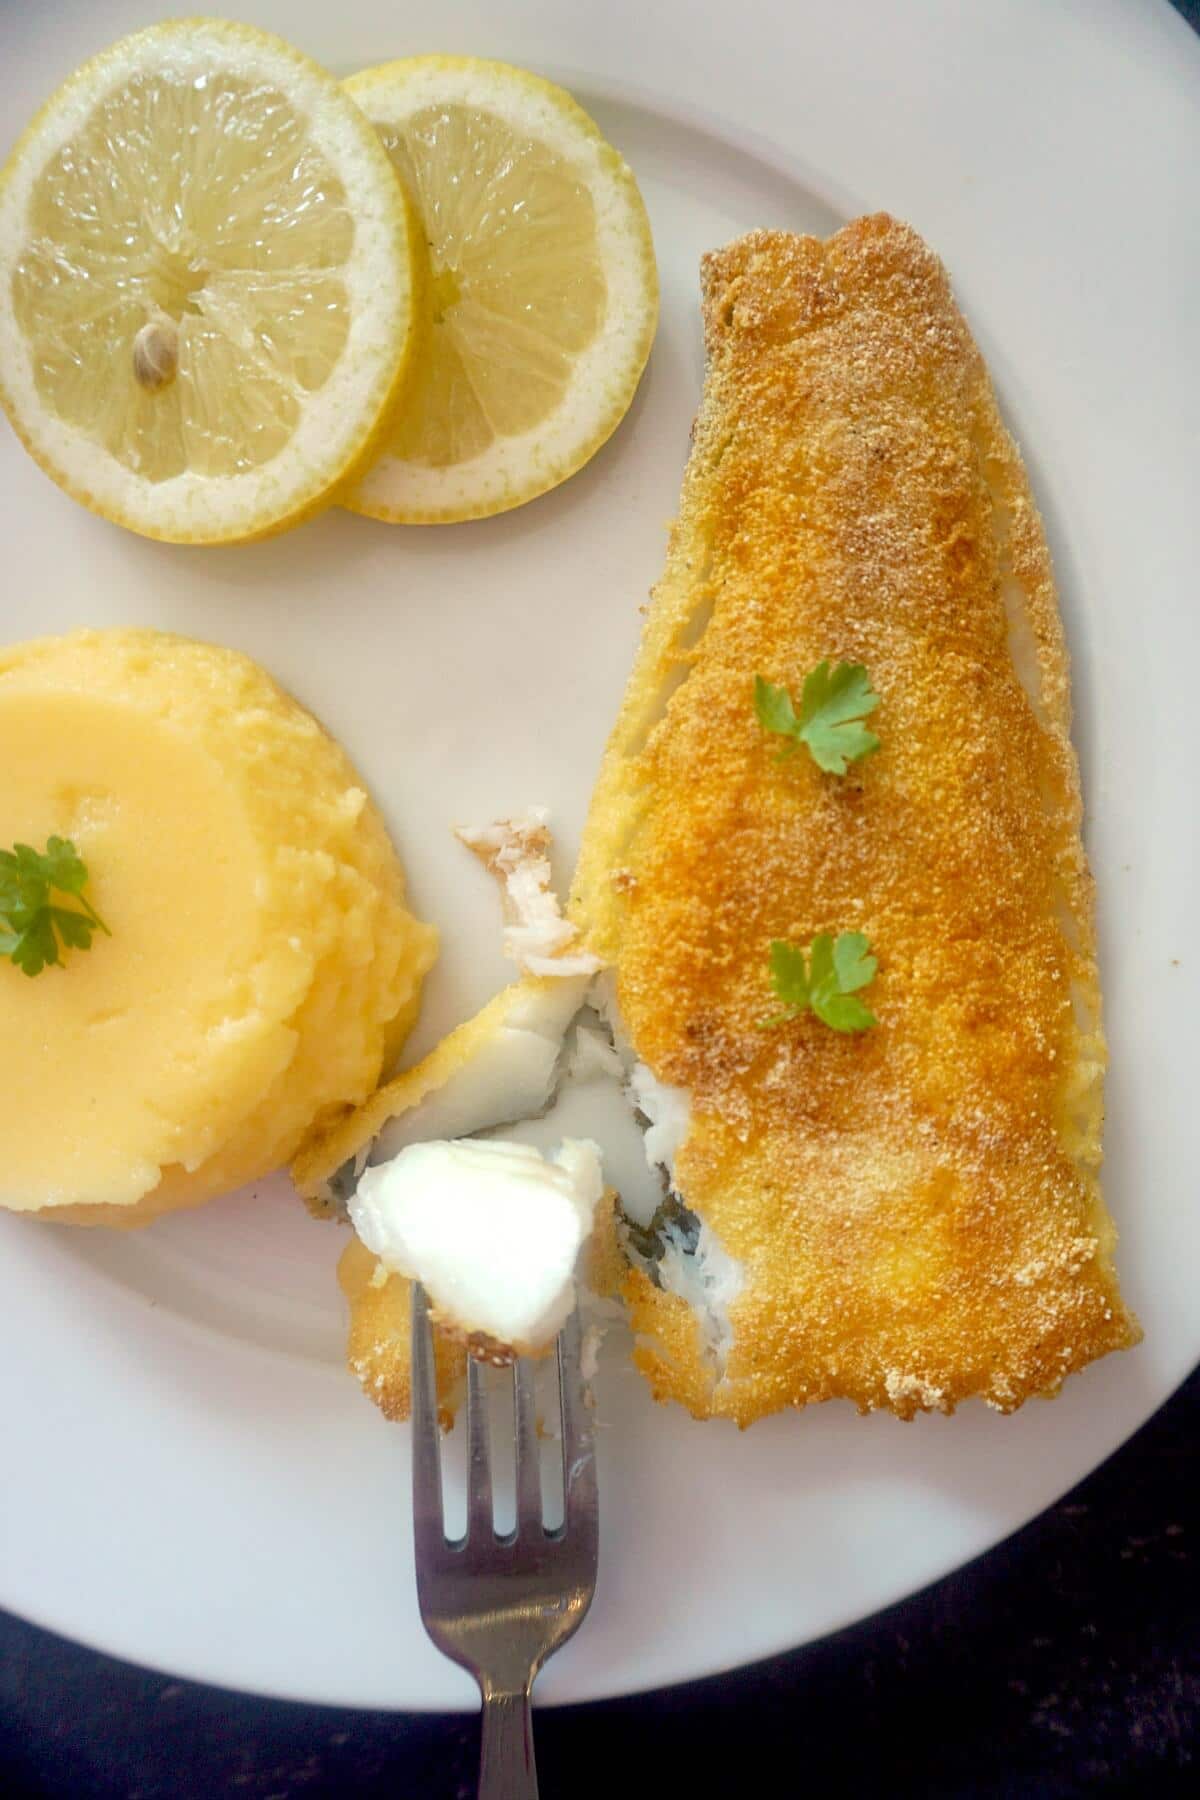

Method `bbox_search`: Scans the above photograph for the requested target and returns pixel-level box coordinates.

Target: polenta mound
[0,629,436,1223]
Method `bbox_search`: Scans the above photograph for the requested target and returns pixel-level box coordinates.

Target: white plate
[0,0,1197,1712]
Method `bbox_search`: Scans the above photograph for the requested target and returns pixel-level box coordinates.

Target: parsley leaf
[0,838,109,978]
[753,676,802,750]
[10,912,61,978]
[760,931,878,1033]
[809,931,878,1031]
[759,939,812,1026]
[754,662,881,775]
[53,907,96,951]
[41,835,89,896]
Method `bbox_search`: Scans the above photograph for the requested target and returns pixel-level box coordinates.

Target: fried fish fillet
[570,214,1140,1422]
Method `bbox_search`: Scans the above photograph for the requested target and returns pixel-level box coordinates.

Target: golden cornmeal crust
[570,214,1140,1423]
[339,1236,467,1426]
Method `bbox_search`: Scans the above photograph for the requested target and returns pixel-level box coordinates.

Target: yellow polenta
[0,629,437,1223]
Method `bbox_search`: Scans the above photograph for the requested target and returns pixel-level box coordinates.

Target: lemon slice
[342,56,658,524]
[0,21,418,544]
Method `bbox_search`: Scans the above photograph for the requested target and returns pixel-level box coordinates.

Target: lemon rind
[0,19,418,544]
[339,55,659,526]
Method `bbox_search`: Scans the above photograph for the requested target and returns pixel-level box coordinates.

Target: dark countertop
[3,4,1197,1794]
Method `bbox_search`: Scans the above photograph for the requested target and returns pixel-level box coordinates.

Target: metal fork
[411,1285,599,1799]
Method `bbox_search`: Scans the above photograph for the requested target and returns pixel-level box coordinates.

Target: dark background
[3,2,1197,1794]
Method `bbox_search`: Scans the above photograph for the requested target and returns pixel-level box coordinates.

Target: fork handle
[478,1682,538,1800]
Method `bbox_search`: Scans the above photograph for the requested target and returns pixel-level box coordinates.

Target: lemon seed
[132,320,178,392]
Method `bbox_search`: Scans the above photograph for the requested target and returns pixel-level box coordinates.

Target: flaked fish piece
[457,810,601,977]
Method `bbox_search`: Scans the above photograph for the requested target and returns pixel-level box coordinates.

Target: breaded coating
[338,1236,467,1426]
[571,215,1140,1423]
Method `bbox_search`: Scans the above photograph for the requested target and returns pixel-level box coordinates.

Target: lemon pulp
[381,104,606,466]
[0,21,416,541]
[12,72,354,484]
[341,56,658,523]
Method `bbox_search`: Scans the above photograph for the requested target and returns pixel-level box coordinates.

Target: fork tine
[513,1357,541,1533]
[410,1299,598,1792]
[410,1285,447,1560]
[557,1308,597,1537]
[465,1357,493,1543]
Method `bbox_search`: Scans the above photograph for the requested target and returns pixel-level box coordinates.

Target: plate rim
[1,0,1198,1710]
